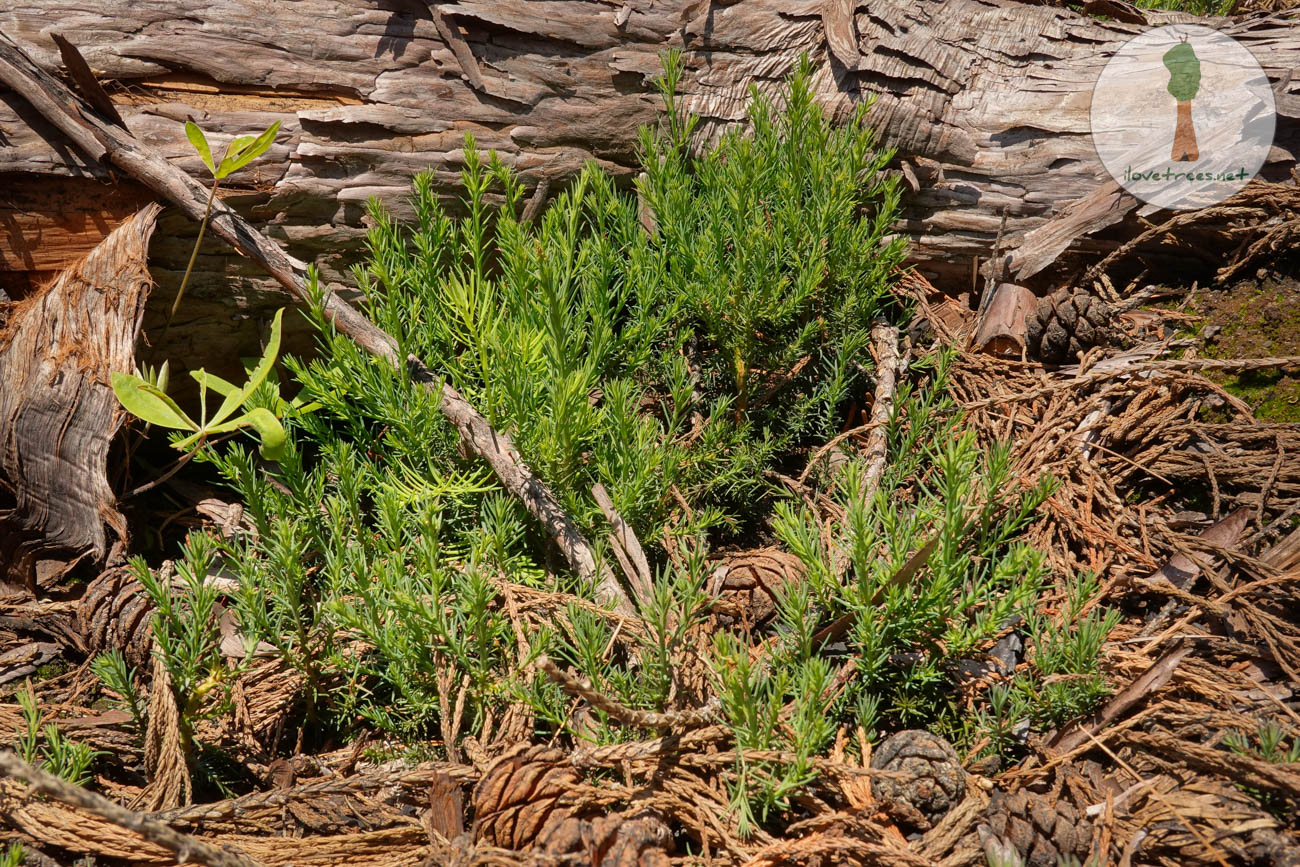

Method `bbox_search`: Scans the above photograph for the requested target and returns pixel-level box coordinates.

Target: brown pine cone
[471,743,580,849]
[983,789,1095,867]
[710,548,805,627]
[1025,289,1111,363]
[473,744,672,864]
[78,565,155,667]
[870,730,966,829]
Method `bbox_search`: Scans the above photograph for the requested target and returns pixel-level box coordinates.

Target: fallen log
[1,0,1298,367]
[0,32,635,614]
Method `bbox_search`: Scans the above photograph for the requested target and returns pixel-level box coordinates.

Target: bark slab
[0,0,1297,353]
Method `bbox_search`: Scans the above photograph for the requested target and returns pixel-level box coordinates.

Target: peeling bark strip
[1,1,1298,312]
[0,33,635,615]
[0,203,161,592]
[856,323,902,512]
[972,282,1036,356]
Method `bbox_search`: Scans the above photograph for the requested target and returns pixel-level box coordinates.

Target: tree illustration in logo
[1164,41,1201,161]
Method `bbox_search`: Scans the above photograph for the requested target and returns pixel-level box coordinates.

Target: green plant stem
[165,178,221,336]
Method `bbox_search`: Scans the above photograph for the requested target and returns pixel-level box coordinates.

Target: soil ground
[1186,273,1300,421]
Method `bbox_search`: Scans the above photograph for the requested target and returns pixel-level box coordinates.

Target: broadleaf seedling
[169,119,282,326]
[113,307,306,461]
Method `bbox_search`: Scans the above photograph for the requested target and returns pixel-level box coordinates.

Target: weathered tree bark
[0,29,638,611]
[1,0,1298,364]
[0,203,160,592]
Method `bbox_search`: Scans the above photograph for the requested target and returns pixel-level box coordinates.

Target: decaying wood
[0,31,635,614]
[972,282,1036,357]
[0,202,160,592]
[1,0,1298,341]
[49,31,123,128]
[0,640,61,686]
[861,325,901,486]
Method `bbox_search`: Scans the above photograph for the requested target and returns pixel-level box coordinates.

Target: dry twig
[537,655,719,730]
[0,750,263,867]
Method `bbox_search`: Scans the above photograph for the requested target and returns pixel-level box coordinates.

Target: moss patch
[1184,277,1300,423]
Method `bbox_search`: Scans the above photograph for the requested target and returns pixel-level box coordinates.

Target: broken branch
[0,32,633,616]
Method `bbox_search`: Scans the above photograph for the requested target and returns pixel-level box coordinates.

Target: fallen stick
[0,32,634,617]
[0,750,262,867]
[805,321,903,579]
[855,322,903,514]
[592,482,654,610]
[537,655,719,730]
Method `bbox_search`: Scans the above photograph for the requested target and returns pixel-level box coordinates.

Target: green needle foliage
[297,51,904,546]
[1223,718,1300,818]
[337,157,699,539]
[715,357,1078,828]
[132,532,233,765]
[90,649,146,732]
[1224,718,1300,765]
[638,53,906,434]
[125,55,1111,827]
[14,686,100,787]
[1019,572,1121,725]
[182,54,910,744]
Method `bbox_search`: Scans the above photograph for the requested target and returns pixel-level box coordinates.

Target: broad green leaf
[227,135,257,156]
[215,121,281,178]
[185,121,215,175]
[232,407,287,460]
[233,308,284,409]
[189,369,242,400]
[111,372,197,430]
[203,308,284,426]
[215,135,255,178]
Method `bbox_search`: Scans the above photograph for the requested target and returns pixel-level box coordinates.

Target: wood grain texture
[0,30,636,612]
[0,0,1297,321]
[0,203,161,591]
